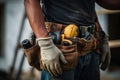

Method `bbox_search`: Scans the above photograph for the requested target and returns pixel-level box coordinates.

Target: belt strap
[45,22,95,35]
[45,22,67,32]
[79,25,95,34]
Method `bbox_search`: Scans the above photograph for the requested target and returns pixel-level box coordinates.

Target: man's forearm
[96,0,120,10]
[24,0,48,38]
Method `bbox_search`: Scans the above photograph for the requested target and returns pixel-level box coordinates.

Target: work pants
[40,52,100,80]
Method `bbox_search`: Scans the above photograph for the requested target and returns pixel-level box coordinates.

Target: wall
[0,0,32,73]
[95,3,108,34]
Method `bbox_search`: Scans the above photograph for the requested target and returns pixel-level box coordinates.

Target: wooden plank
[109,40,120,48]
[96,9,120,14]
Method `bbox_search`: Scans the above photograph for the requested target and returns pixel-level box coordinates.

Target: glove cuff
[36,37,54,47]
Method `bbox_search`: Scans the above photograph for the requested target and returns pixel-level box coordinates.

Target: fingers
[55,62,63,75]
[100,49,111,71]
[100,52,107,63]
[100,45,108,63]
[45,64,53,76]
[100,53,109,70]
[60,53,67,64]
[49,62,63,76]
[43,62,63,76]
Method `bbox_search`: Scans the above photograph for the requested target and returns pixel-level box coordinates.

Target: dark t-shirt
[42,0,96,26]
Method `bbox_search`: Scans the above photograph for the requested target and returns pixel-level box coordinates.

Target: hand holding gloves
[99,33,111,71]
[36,37,67,76]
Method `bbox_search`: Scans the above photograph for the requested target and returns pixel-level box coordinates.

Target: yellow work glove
[36,37,67,76]
[100,34,111,71]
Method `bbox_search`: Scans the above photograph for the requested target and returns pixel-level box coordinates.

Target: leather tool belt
[22,22,97,71]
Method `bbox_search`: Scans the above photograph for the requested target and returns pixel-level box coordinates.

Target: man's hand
[36,37,67,76]
[100,34,111,71]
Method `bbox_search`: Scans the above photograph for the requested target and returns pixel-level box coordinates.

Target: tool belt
[22,22,97,71]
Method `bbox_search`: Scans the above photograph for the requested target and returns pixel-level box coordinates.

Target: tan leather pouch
[23,43,79,71]
[57,44,78,70]
[77,35,97,56]
[23,35,96,71]
[23,44,41,71]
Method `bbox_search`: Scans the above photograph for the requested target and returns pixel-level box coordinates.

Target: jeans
[40,52,100,80]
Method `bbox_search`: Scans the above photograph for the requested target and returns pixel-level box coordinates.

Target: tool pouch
[57,44,78,70]
[23,44,41,70]
[22,36,95,71]
[77,35,97,56]
[22,22,96,71]
[22,42,79,71]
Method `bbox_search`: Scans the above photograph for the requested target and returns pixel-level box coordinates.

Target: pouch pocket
[57,44,79,70]
[77,35,96,56]
[23,44,41,70]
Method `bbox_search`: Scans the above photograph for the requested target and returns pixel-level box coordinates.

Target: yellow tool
[63,24,79,38]
[61,24,79,46]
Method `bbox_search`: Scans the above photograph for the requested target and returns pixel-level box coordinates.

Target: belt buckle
[81,26,88,34]
[88,25,95,34]
[81,25,94,33]
[80,25,94,38]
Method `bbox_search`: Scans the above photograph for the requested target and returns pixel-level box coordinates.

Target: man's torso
[42,0,95,26]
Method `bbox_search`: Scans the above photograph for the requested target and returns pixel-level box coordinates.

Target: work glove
[36,37,67,76]
[99,34,111,71]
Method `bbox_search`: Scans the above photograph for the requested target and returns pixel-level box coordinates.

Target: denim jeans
[40,52,100,80]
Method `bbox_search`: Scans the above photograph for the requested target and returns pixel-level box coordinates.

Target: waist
[45,21,95,36]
